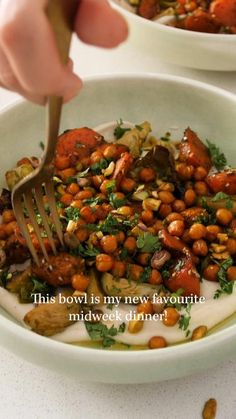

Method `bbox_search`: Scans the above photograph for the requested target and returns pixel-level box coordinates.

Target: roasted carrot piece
[56,128,104,156]
[164,257,200,297]
[210,0,236,27]
[112,152,133,182]
[159,229,190,254]
[206,169,236,194]
[179,128,212,170]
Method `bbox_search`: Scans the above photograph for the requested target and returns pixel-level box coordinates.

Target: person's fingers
[0,0,82,98]
[0,47,22,91]
[75,0,128,48]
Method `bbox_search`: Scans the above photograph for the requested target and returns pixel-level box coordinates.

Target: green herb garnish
[212,192,233,209]
[214,257,234,299]
[179,303,192,337]
[109,193,127,209]
[91,159,109,175]
[39,141,45,151]
[114,118,131,140]
[65,206,80,222]
[206,140,227,170]
[71,244,100,258]
[85,322,125,348]
[139,266,152,283]
[137,232,162,253]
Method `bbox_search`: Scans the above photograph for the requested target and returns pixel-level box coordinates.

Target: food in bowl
[0,118,236,350]
[116,0,236,33]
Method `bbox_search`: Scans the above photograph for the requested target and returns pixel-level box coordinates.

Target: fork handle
[43,0,78,165]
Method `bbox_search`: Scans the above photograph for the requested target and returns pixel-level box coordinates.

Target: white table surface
[1,36,236,419]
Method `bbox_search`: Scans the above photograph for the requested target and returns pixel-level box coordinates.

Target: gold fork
[12,0,77,266]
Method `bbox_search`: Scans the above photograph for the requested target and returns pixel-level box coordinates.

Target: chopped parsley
[39,141,45,151]
[105,180,116,194]
[137,232,162,253]
[87,213,139,235]
[109,193,127,209]
[139,266,152,283]
[71,244,100,258]
[179,303,192,337]
[167,288,184,311]
[198,197,216,225]
[206,140,227,170]
[85,322,125,348]
[91,159,109,175]
[211,192,233,209]
[65,206,80,222]
[214,257,234,299]
[114,119,131,139]
[20,276,51,303]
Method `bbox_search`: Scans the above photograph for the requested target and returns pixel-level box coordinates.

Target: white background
[1,35,236,419]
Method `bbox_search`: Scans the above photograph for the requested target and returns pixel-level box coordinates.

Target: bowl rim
[111,0,236,40]
[1,72,236,362]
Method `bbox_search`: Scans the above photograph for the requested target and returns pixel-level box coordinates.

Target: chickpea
[176,163,194,180]
[60,193,73,206]
[139,167,156,183]
[96,254,114,272]
[59,168,76,181]
[158,191,175,204]
[111,261,126,278]
[80,206,97,224]
[227,266,236,281]
[153,220,164,233]
[54,155,70,170]
[141,209,154,225]
[172,200,186,213]
[2,209,16,224]
[92,175,104,189]
[137,300,154,315]
[116,231,126,244]
[166,212,184,224]
[193,166,208,181]
[216,208,233,226]
[116,206,134,217]
[71,200,82,209]
[184,189,196,206]
[103,144,117,159]
[159,204,172,218]
[112,192,125,201]
[90,151,103,164]
[66,183,80,196]
[120,178,136,193]
[72,274,90,292]
[226,238,236,255]
[206,225,221,242]
[181,229,192,244]
[137,252,151,266]
[75,228,90,242]
[5,221,18,236]
[149,269,162,285]
[0,225,7,240]
[128,264,144,281]
[191,325,207,341]
[75,190,94,200]
[100,179,116,195]
[192,239,208,257]
[203,264,219,282]
[148,336,167,349]
[100,235,118,254]
[189,223,207,240]
[162,307,180,327]
[194,181,209,196]
[124,236,137,254]
[168,220,185,237]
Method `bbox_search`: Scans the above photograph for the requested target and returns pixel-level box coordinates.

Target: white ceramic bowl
[1,74,236,383]
[111,0,236,71]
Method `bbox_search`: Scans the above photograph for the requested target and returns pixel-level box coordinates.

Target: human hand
[0,0,128,104]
